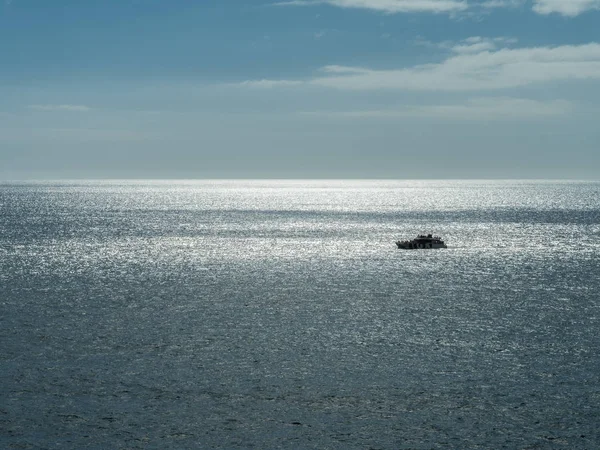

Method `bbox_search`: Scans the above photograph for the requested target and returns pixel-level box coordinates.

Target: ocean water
[1,179,599,449]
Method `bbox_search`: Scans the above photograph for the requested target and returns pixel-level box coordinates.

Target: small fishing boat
[396,234,447,249]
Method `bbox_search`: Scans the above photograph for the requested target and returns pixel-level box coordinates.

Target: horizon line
[1,177,599,183]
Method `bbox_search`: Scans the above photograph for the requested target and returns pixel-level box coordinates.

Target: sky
[1,0,599,179]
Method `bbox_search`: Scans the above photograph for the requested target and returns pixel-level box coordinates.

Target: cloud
[307,42,600,91]
[272,0,468,14]
[234,41,600,92]
[28,104,92,112]
[273,0,600,17]
[321,65,372,74]
[480,0,524,9]
[415,36,518,53]
[451,39,497,54]
[450,36,517,54]
[302,97,572,120]
[272,0,600,16]
[233,79,305,88]
[532,0,600,16]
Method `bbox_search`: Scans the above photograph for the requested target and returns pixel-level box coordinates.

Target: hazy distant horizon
[1,164,599,182]
[2,176,599,182]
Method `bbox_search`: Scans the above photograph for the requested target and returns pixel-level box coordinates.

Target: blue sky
[1,0,599,179]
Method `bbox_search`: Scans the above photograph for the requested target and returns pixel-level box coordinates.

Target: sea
[1,179,599,449]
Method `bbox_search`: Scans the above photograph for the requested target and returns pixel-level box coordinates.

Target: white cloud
[234,42,600,92]
[321,65,372,74]
[273,0,600,16]
[273,0,468,14]
[415,36,518,53]
[233,41,600,92]
[307,42,600,91]
[533,0,600,16]
[450,36,517,54]
[481,0,524,9]
[451,40,496,54]
[303,97,572,119]
[28,104,92,112]
[233,79,305,88]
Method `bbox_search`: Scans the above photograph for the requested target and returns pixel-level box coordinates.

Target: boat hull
[396,242,447,249]
[396,234,447,249]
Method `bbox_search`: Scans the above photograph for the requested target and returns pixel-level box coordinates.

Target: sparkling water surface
[1,180,599,449]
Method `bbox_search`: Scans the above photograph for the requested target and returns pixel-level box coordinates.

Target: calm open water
[1,180,600,449]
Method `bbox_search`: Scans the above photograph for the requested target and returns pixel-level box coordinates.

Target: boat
[396,234,447,249]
